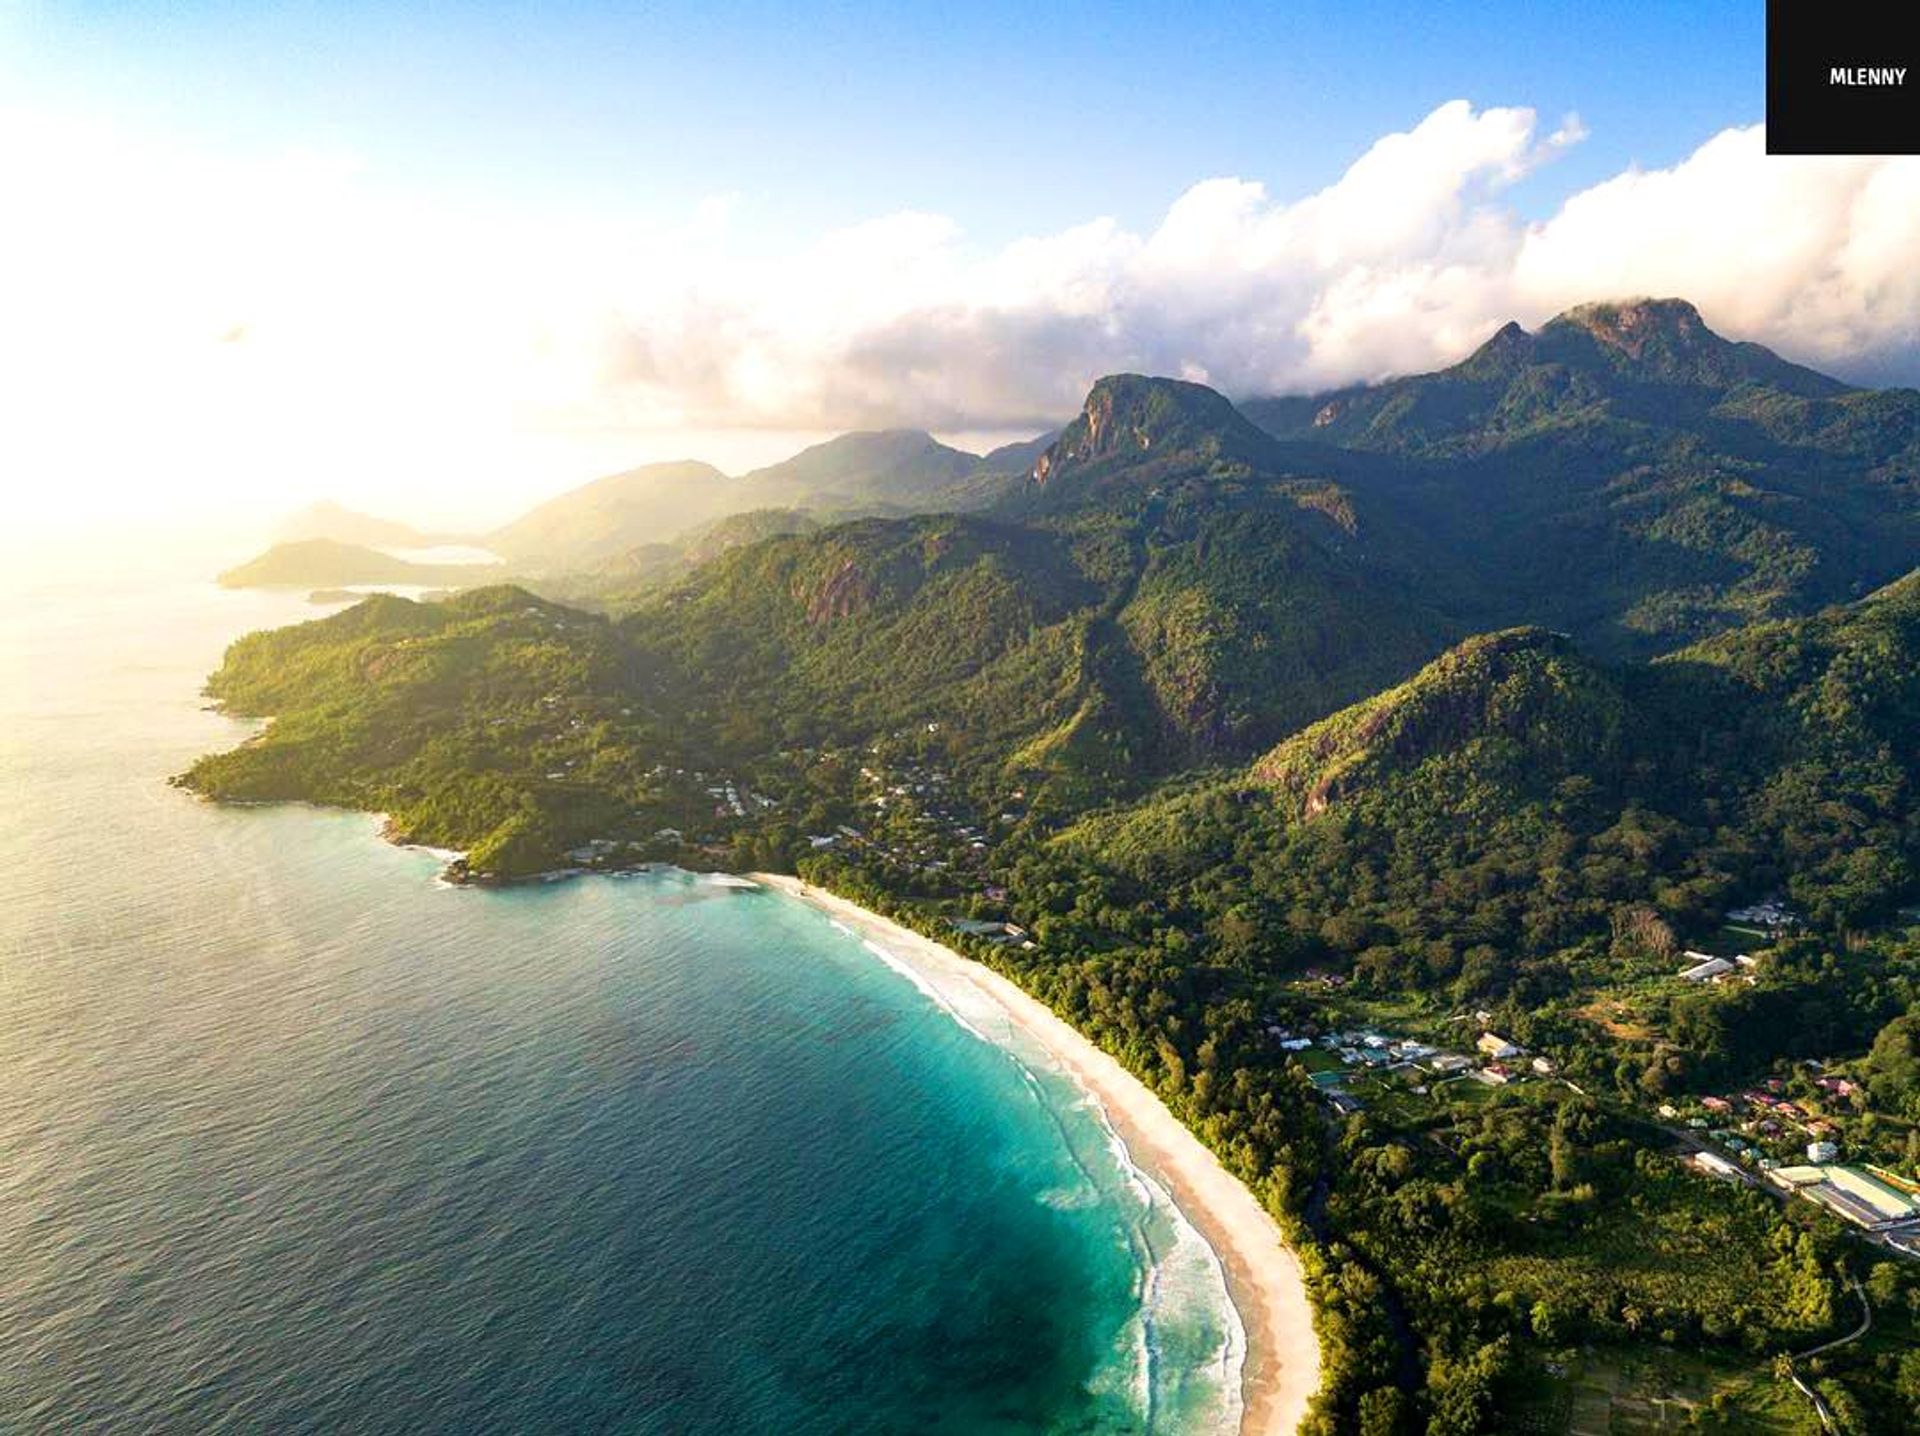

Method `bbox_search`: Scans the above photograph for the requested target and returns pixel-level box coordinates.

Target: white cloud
[4,100,1919,529]
[578,101,1920,426]
[1511,129,1920,377]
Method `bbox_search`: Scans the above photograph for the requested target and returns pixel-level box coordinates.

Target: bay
[0,566,1240,1433]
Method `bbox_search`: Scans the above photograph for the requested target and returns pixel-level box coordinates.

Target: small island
[218,538,504,591]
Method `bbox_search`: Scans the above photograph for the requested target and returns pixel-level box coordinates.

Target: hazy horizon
[7,1,1920,540]
[7,282,1913,580]
[0,420,1066,587]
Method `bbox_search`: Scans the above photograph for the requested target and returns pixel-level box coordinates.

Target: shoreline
[752,873,1320,1435]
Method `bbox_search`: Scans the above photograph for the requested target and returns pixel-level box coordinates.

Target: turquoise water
[0,568,1242,1432]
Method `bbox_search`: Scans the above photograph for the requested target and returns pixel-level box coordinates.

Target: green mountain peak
[1249,625,1621,818]
[1033,374,1279,483]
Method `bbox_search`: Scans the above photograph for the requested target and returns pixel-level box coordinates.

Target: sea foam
[827,915,1247,1434]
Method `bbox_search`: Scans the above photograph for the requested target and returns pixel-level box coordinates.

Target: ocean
[0,564,1243,1433]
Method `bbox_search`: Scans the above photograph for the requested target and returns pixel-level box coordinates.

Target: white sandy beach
[753,873,1320,1435]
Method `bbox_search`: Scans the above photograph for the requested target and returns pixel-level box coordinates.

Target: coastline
[752,873,1320,1435]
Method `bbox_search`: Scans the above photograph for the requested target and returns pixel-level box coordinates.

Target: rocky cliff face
[800,556,878,625]
[1028,374,1286,491]
[1551,297,1713,360]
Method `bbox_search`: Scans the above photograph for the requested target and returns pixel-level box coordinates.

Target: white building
[1679,956,1735,982]
[1692,1152,1742,1182]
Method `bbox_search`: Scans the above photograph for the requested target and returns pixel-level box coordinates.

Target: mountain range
[238,297,1920,665]
[210,297,1920,802]
[234,428,1051,588]
[1239,298,1920,652]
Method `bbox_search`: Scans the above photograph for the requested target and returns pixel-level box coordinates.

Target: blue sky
[7,0,1763,244]
[11,1,1916,537]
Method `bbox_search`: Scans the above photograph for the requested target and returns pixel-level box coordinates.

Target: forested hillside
[1240,299,1920,652]
[1039,569,1920,999]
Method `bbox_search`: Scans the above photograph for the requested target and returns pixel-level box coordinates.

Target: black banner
[1767,1,1919,154]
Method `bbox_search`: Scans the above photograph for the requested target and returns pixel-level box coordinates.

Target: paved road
[1794,1276,1871,1361]
[1784,1278,1871,1434]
